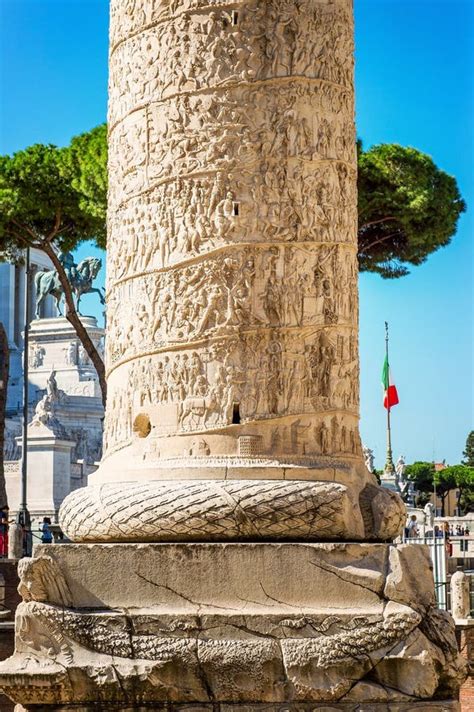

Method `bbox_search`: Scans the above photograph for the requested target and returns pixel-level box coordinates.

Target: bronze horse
[34,257,104,318]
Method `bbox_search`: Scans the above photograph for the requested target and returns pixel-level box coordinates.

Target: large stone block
[0,543,465,708]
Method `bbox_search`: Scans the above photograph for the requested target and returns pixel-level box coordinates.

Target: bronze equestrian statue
[34,251,104,318]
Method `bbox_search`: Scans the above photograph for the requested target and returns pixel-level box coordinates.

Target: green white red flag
[381,355,399,409]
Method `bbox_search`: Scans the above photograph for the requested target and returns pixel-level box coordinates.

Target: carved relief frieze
[109,1,353,114]
[105,244,357,359]
[106,166,357,284]
[103,324,359,452]
[107,85,355,207]
[102,0,359,466]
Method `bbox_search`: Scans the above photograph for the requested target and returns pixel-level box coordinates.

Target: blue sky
[1,0,472,467]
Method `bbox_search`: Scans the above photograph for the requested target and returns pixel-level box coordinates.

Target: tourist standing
[0,508,9,557]
[406,514,419,539]
[39,517,53,544]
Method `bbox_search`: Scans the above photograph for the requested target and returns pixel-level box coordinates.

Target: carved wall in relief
[105,0,358,463]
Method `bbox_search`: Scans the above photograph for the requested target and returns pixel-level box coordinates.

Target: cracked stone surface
[0,544,466,707]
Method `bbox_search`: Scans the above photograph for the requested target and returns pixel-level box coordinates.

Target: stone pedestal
[28,317,104,401]
[0,543,465,708]
[15,426,75,520]
[4,316,104,527]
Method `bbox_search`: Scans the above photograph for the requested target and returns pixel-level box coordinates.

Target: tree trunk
[0,323,10,509]
[457,487,464,516]
[41,244,107,407]
[440,492,447,517]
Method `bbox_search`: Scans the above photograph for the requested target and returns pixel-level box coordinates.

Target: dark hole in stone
[232,11,239,25]
[232,403,241,424]
[233,202,239,216]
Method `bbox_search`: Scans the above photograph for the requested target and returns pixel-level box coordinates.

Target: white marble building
[0,249,57,414]
[1,252,105,523]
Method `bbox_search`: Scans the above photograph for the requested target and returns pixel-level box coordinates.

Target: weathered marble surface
[55,0,406,544]
[13,703,462,711]
[82,0,368,489]
[39,0,408,544]
[0,543,466,707]
[59,479,404,543]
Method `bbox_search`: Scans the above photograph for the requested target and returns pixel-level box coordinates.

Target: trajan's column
[60,0,403,542]
[0,1,465,709]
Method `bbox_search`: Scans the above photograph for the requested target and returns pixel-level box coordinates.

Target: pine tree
[462,431,474,467]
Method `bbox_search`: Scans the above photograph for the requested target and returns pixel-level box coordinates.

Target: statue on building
[64,342,77,366]
[29,345,45,369]
[34,251,105,318]
[77,344,90,366]
[424,501,436,529]
[396,453,415,505]
[363,445,375,473]
[395,453,406,488]
[31,393,53,428]
[46,369,60,402]
[3,423,20,461]
[58,250,80,285]
[30,370,66,436]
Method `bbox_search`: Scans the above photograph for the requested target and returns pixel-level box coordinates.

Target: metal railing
[401,533,474,616]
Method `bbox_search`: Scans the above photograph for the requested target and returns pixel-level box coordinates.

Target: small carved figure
[396,454,408,494]
[77,344,90,367]
[18,556,73,606]
[31,394,52,427]
[46,370,60,402]
[65,342,77,366]
[29,345,45,369]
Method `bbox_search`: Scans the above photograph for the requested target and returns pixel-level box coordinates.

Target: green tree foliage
[358,142,466,278]
[62,124,107,242]
[405,460,474,515]
[462,431,474,467]
[434,466,458,516]
[0,143,106,255]
[438,464,474,516]
[405,461,435,492]
[460,433,474,513]
[405,461,435,508]
[0,139,107,403]
[17,129,464,283]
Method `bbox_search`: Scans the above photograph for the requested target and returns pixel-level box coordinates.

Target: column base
[58,478,405,543]
[13,702,462,711]
[0,543,466,708]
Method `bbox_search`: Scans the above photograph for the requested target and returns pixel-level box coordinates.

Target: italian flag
[382,355,399,409]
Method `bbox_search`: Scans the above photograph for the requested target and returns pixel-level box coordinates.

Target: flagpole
[384,321,395,476]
